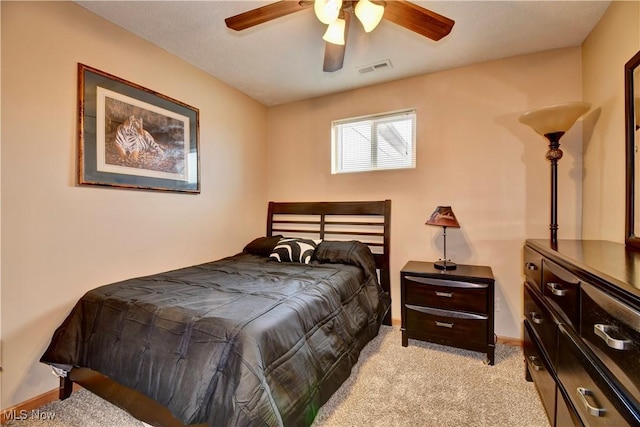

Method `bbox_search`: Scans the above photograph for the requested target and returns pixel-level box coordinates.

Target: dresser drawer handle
[594,324,632,351]
[525,262,538,271]
[435,291,453,298]
[577,387,606,417]
[546,282,567,297]
[435,321,453,328]
[529,312,544,325]
[528,355,543,371]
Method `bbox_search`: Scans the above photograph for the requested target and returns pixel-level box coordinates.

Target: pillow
[243,235,283,257]
[269,238,321,264]
[314,240,377,276]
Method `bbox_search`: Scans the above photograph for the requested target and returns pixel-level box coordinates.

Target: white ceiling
[76,0,611,107]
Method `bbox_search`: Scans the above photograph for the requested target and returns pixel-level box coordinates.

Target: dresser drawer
[557,325,638,426]
[403,275,488,314]
[524,246,543,292]
[524,281,558,368]
[581,283,640,406]
[524,321,556,424]
[405,305,488,349]
[557,383,585,427]
[543,259,580,326]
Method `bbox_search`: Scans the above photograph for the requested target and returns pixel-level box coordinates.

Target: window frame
[331,108,417,174]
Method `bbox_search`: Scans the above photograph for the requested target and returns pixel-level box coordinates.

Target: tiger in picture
[114,115,165,162]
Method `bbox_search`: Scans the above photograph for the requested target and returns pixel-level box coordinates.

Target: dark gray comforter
[41,241,390,426]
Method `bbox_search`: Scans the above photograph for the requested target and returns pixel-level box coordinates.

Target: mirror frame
[625,50,640,249]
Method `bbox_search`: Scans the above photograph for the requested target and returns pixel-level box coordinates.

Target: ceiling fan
[225,0,455,72]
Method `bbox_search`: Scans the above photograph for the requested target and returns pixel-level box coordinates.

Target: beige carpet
[3,326,550,427]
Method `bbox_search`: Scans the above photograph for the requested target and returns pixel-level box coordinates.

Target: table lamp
[426,206,460,270]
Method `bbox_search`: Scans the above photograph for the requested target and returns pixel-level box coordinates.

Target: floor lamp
[519,102,591,249]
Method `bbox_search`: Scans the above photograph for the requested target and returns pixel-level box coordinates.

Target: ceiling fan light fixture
[314,0,343,25]
[225,0,455,73]
[355,0,384,32]
[322,17,346,45]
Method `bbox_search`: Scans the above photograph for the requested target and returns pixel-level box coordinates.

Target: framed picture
[78,63,200,193]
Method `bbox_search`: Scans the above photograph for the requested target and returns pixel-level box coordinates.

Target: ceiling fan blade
[383,0,454,41]
[323,12,350,72]
[225,1,311,31]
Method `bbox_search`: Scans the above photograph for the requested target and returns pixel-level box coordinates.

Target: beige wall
[3,0,627,412]
[0,2,268,408]
[582,1,640,241]
[268,47,584,340]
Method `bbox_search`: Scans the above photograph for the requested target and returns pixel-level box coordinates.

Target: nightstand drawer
[404,275,488,314]
[405,305,488,348]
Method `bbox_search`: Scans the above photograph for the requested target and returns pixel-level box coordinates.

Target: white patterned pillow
[269,238,321,264]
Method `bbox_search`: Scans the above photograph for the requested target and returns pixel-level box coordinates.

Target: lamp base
[434,260,457,270]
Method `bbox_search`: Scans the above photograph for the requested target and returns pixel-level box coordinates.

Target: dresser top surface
[526,239,640,300]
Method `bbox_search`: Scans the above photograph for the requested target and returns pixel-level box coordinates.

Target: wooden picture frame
[78,64,200,193]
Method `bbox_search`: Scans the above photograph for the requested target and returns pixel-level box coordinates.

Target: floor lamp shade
[519,102,591,136]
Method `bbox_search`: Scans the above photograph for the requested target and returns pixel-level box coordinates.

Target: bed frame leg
[59,377,73,400]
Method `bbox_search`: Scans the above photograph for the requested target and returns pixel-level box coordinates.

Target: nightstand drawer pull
[546,282,567,296]
[577,387,606,417]
[594,324,632,350]
[404,276,487,289]
[529,311,544,324]
[528,355,543,372]
[435,321,454,328]
[435,291,453,298]
[406,304,487,320]
[525,262,538,271]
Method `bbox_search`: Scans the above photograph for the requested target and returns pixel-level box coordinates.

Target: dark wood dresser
[523,239,640,427]
[400,261,495,365]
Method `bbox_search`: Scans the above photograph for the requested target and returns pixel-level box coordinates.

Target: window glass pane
[376,118,413,169]
[332,110,416,174]
[340,120,372,172]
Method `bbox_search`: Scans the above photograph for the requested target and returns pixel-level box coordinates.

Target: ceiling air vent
[357,60,393,75]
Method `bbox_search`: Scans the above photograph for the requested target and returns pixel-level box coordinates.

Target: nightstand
[401,261,495,365]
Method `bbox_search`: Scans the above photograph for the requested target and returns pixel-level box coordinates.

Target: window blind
[332,109,416,174]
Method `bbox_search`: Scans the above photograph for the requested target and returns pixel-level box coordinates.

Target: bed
[41,200,392,427]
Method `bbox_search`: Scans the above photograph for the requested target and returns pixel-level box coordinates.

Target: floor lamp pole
[545,132,564,250]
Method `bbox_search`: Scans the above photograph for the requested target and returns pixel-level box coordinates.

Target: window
[331,109,416,174]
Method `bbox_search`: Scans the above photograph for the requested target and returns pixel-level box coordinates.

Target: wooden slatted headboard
[267,200,391,325]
